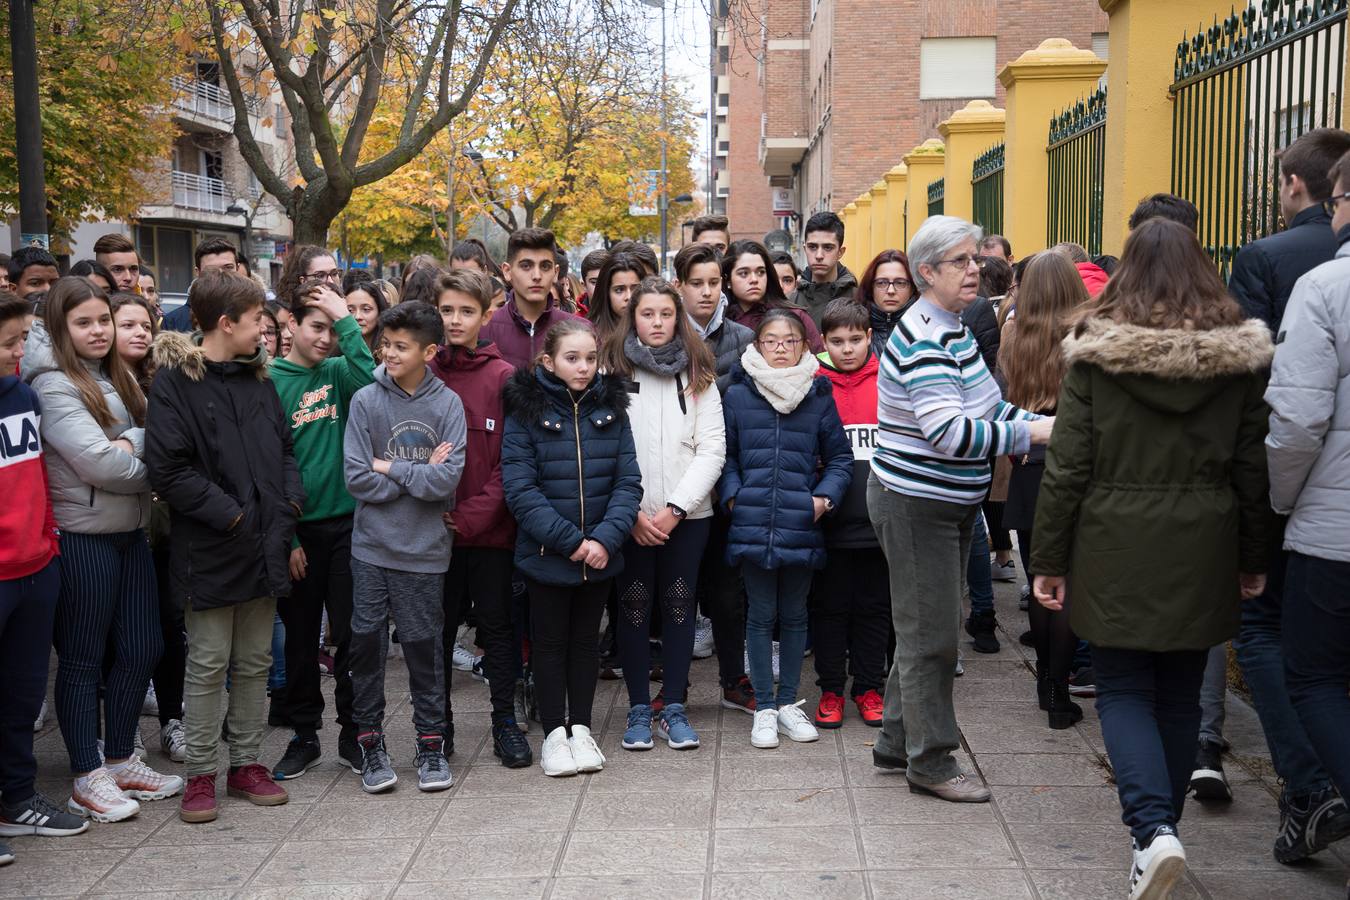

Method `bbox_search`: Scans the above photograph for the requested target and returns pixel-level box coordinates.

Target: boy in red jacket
[429,270,532,769]
[812,299,890,730]
[0,292,89,857]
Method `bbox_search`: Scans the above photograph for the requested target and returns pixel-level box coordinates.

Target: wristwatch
[817,496,834,512]
[667,504,687,519]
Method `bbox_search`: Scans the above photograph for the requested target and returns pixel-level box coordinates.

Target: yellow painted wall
[883,164,909,252]
[840,203,859,273]
[868,180,889,264]
[852,193,874,277]
[938,100,1006,224]
[903,140,946,245]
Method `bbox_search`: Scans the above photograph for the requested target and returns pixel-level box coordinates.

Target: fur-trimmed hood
[1063,316,1274,414]
[151,330,269,383]
[503,365,630,428]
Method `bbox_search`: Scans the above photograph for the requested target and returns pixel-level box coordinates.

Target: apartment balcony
[172,170,229,213]
[171,76,260,133]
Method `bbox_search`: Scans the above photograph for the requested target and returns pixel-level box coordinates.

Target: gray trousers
[867,475,977,784]
[1198,643,1229,748]
[349,559,446,736]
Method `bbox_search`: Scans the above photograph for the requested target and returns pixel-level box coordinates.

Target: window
[919,37,996,99]
[1092,32,1109,61]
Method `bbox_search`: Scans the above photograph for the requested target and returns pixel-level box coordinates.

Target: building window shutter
[919,37,996,100]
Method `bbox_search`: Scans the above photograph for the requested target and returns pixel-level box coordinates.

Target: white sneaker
[1129,827,1186,900]
[160,719,187,763]
[68,768,140,823]
[776,700,820,743]
[751,708,780,749]
[692,616,715,659]
[541,726,579,777]
[450,646,480,672]
[107,755,184,801]
[33,699,46,732]
[141,684,159,718]
[568,724,605,773]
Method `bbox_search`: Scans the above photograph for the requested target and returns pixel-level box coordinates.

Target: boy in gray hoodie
[343,303,466,794]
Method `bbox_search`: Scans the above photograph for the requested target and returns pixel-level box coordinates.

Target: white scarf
[740,343,819,414]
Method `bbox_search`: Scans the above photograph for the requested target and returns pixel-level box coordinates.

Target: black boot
[965,610,1000,653]
[1036,664,1051,712]
[1046,678,1083,730]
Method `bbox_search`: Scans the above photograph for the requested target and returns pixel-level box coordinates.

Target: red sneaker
[226,764,289,807]
[853,690,884,727]
[179,774,218,823]
[720,676,756,714]
[651,691,666,716]
[815,692,845,728]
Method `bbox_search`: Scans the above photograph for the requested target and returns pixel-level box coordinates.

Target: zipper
[572,390,589,581]
[768,413,780,556]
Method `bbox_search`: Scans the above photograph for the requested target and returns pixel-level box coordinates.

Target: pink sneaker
[109,755,184,801]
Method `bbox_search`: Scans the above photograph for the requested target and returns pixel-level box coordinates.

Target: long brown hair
[603,277,717,395]
[44,277,147,427]
[999,254,1088,412]
[1073,218,1243,331]
[109,291,159,390]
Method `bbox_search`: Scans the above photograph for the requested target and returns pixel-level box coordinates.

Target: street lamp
[639,0,668,275]
[225,200,254,259]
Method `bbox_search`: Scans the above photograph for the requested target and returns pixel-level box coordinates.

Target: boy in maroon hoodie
[480,228,579,370]
[429,271,532,769]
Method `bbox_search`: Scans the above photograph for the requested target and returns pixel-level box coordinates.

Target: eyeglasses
[1322,191,1350,217]
[304,269,343,284]
[757,337,801,351]
[874,278,911,293]
[933,254,979,271]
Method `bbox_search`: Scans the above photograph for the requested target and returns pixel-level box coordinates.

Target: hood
[19,318,56,383]
[151,330,269,382]
[802,263,858,294]
[502,365,631,424]
[817,350,879,388]
[432,340,506,373]
[1075,262,1110,297]
[373,364,445,401]
[1063,316,1274,413]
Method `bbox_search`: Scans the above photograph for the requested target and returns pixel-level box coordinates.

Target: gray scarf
[623,331,689,378]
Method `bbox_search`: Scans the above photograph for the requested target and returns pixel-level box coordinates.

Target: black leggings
[616,518,711,707]
[697,512,746,688]
[526,577,610,734]
[983,498,1013,553]
[1018,528,1077,682]
[151,544,186,727]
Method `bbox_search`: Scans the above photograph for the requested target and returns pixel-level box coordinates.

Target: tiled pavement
[4,580,1348,899]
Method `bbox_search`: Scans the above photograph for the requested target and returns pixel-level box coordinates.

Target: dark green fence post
[928,178,945,218]
[972,143,1005,236]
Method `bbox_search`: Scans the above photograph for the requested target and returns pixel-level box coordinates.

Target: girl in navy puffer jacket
[501,320,642,778]
[718,311,852,750]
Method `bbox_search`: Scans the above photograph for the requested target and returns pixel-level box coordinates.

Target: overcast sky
[637,0,712,188]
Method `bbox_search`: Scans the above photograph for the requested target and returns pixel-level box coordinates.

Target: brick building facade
[710,0,1108,242]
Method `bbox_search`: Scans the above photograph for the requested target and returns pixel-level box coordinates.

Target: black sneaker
[1068,666,1096,697]
[415,734,453,792]
[1019,629,1035,648]
[0,792,89,836]
[1188,739,1231,803]
[338,730,362,774]
[965,610,1000,654]
[272,736,322,780]
[358,732,397,794]
[1275,786,1350,864]
[493,721,533,769]
[0,839,12,866]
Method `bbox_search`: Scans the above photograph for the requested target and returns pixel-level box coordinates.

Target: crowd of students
[1,133,1350,899]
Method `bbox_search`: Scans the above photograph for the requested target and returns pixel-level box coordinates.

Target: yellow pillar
[883,163,909,251]
[999,39,1108,259]
[938,100,1006,225]
[903,139,946,245]
[852,193,874,277]
[840,202,859,272]
[868,180,889,263]
[1099,0,1231,254]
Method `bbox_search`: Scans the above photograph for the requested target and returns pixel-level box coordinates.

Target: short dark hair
[673,243,720,281]
[1280,127,1350,203]
[580,249,609,280]
[1330,148,1350,194]
[607,239,658,276]
[689,215,729,241]
[342,268,375,295]
[803,211,845,244]
[821,297,869,335]
[379,300,444,348]
[194,236,240,270]
[8,246,58,282]
[753,309,807,343]
[435,270,494,312]
[0,290,27,326]
[140,269,156,286]
[69,259,116,289]
[979,234,1012,257]
[1128,193,1199,232]
[769,251,799,276]
[450,238,495,272]
[189,269,265,333]
[978,256,1013,298]
[507,227,557,262]
[93,233,136,256]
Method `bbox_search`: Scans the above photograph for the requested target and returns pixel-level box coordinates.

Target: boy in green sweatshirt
[268,281,375,779]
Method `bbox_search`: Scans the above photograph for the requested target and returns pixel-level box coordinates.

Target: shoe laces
[416,735,444,761]
[627,706,653,730]
[662,704,690,728]
[82,768,128,803]
[184,775,215,802]
[233,763,272,786]
[753,708,778,729]
[496,724,529,752]
[779,699,810,726]
[572,730,601,755]
[819,693,844,713]
[19,792,67,822]
[858,691,884,714]
[112,754,162,782]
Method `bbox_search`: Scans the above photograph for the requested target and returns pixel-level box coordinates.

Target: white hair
[907,216,984,293]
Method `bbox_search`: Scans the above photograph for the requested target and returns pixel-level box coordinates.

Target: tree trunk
[290,184,351,248]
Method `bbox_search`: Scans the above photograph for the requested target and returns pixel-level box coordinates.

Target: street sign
[771,187,794,214]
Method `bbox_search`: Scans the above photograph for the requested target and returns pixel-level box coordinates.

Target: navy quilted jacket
[501,367,642,585]
[717,363,853,570]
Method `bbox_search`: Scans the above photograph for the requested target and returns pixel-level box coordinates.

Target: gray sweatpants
[349,558,446,736]
[867,475,977,785]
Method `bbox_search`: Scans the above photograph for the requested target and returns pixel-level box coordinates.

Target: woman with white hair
[867,216,1055,802]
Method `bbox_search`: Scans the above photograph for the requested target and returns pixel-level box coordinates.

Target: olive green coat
[1030,317,1273,652]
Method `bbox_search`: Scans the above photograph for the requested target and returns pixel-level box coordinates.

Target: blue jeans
[1233,543,1332,800]
[967,513,994,616]
[742,563,811,710]
[1283,552,1350,803]
[268,612,287,693]
[1093,645,1208,844]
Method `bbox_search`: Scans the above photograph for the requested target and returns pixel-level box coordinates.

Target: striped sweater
[872,297,1037,504]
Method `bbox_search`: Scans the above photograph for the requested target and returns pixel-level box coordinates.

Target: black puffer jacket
[501,367,643,586]
[1229,205,1339,332]
[706,317,753,393]
[145,332,303,611]
[961,296,1001,376]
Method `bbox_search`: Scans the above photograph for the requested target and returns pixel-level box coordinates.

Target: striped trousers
[53,530,162,774]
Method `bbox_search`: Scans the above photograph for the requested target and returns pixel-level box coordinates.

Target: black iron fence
[972,143,1005,237]
[1171,0,1347,277]
[1047,87,1107,256]
[927,178,945,218]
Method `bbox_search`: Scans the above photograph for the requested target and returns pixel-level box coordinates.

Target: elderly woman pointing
[867,216,1054,802]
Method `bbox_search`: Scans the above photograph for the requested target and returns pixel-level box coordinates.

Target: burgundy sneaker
[226,764,289,806]
[720,676,756,714]
[180,774,218,823]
